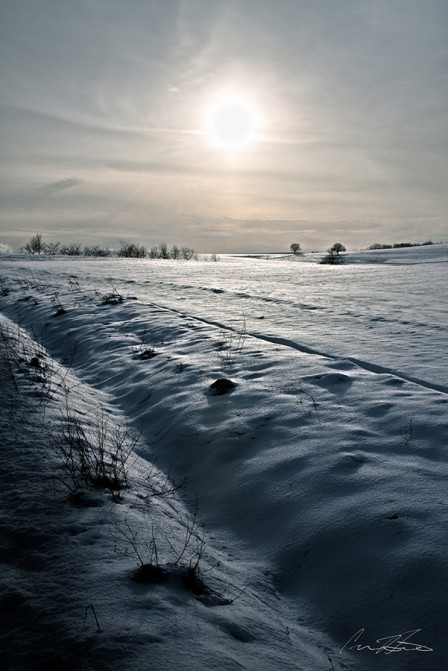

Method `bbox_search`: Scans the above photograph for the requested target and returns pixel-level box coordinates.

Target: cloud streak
[40,178,83,193]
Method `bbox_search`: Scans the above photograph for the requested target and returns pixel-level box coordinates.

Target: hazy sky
[1,0,447,252]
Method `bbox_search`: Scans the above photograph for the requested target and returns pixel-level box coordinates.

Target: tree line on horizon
[20,234,199,260]
[17,233,438,260]
[367,241,434,249]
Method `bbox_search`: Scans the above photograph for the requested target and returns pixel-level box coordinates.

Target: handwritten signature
[340,629,433,655]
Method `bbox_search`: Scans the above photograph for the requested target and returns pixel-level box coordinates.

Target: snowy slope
[1,244,447,671]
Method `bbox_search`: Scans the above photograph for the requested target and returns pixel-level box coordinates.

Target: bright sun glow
[208,97,259,150]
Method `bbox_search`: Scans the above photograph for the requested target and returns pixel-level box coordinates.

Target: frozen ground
[0,243,447,671]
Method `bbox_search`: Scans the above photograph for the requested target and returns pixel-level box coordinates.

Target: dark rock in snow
[209,378,236,396]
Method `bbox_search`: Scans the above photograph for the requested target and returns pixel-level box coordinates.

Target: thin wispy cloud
[40,178,82,193]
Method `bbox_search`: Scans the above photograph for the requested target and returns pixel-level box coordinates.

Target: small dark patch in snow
[383,377,405,385]
[209,378,236,395]
[130,564,223,601]
[133,564,167,584]
[101,292,123,305]
[387,514,399,520]
[18,295,39,305]
[212,288,224,294]
[137,349,158,361]
[182,567,211,596]
[68,491,104,508]
[53,307,66,317]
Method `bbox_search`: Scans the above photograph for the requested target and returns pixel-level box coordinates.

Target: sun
[208,97,259,150]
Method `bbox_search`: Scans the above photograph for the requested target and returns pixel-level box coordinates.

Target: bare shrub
[215,317,247,368]
[0,320,51,392]
[84,245,111,257]
[132,331,164,360]
[0,276,10,296]
[114,519,166,583]
[102,292,123,305]
[165,501,206,573]
[114,500,207,592]
[133,343,158,360]
[48,406,138,500]
[44,241,61,255]
[141,463,187,500]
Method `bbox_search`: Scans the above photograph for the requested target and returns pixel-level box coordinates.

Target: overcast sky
[1,0,447,252]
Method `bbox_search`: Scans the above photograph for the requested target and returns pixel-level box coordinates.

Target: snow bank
[1,249,447,671]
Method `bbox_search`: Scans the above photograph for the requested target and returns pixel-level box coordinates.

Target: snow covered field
[0,243,447,671]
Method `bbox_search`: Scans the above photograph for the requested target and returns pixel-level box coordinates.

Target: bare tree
[331,242,346,255]
[320,242,346,264]
[170,244,180,259]
[158,242,170,259]
[22,233,45,255]
[44,241,61,255]
[180,247,195,260]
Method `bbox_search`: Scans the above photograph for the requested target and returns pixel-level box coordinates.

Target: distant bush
[44,241,61,255]
[118,241,147,258]
[158,242,170,259]
[148,243,197,260]
[60,243,83,256]
[84,245,111,257]
[170,244,180,259]
[320,252,345,265]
